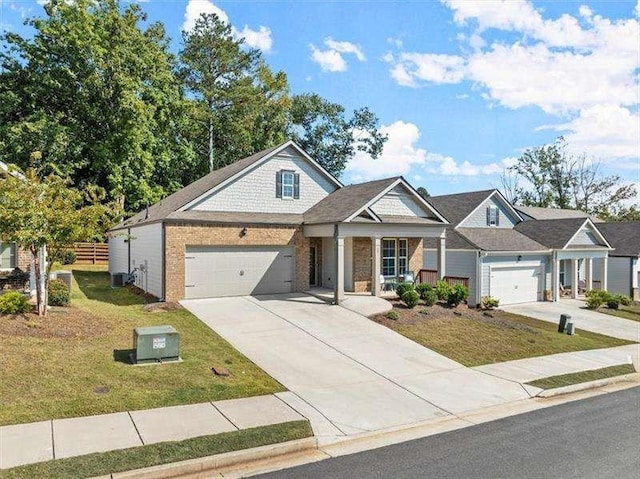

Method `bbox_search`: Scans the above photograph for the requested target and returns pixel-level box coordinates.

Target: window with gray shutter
[293,173,300,199]
[276,171,283,198]
[0,243,16,269]
[278,170,297,199]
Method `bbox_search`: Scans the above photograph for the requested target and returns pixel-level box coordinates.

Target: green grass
[597,304,640,322]
[0,265,284,426]
[380,308,634,367]
[526,364,636,390]
[0,420,313,479]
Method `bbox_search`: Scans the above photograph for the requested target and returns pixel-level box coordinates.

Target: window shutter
[495,209,500,226]
[486,207,491,226]
[293,173,300,199]
[275,171,282,198]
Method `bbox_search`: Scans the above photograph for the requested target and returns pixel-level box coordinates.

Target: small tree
[0,167,108,316]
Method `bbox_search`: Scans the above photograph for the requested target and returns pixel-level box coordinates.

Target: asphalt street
[258,387,640,479]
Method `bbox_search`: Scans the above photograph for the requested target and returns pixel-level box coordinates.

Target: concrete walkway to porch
[305,287,393,316]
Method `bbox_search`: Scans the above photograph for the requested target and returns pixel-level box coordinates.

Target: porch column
[585,258,593,291]
[601,255,608,291]
[437,236,446,280]
[371,237,381,297]
[571,259,579,299]
[552,255,560,302]
[334,235,345,304]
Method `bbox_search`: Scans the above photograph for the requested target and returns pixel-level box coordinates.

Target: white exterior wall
[190,151,337,214]
[128,223,163,299]
[607,256,632,295]
[481,254,548,297]
[424,249,478,305]
[108,233,129,275]
[569,227,602,247]
[460,196,520,228]
[322,237,335,289]
[371,185,428,217]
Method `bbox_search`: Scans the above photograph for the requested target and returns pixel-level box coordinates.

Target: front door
[309,246,318,286]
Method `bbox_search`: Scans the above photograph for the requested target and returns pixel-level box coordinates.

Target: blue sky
[2,0,639,197]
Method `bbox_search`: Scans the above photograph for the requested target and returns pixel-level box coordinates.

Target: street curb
[535,372,640,398]
[100,437,317,479]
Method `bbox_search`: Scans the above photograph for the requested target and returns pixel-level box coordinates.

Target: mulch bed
[0,306,111,339]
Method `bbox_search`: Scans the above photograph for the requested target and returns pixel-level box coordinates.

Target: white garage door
[490,266,541,305]
[185,246,294,299]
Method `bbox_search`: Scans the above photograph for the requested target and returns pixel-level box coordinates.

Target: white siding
[129,223,163,299]
[607,256,632,295]
[322,237,335,288]
[108,233,129,275]
[423,249,478,305]
[460,195,519,228]
[190,153,337,214]
[371,185,429,217]
[481,255,547,299]
[568,227,603,247]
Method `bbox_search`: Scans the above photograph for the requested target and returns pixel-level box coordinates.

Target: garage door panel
[490,266,541,306]
[185,246,294,299]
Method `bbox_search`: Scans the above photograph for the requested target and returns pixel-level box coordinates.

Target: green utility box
[133,325,180,364]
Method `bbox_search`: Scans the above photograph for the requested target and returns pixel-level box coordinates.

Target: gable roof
[515,218,609,250]
[303,176,447,225]
[457,228,548,252]
[427,189,521,227]
[596,222,640,257]
[514,205,597,221]
[112,141,341,230]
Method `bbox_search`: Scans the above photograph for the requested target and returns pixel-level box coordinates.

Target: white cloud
[346,120,511,182]
[455,93,469,100]
[386,52,465,85]
[310,37,366,73]
[182,0,272,53]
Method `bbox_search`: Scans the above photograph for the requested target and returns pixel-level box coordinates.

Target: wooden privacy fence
[73,242,108,264]
[417,269,470,289]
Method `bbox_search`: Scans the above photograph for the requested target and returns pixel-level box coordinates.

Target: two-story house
[109,141,449,304]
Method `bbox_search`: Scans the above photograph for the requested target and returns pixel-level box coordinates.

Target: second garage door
[184,246,294,299]
[490,266,541,305]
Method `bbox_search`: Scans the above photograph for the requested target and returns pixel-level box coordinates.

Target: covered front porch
[551,250,609,301]
[304,222,447,304]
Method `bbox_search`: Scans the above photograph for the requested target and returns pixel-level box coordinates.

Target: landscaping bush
[618,295,632,307]
[422,288,438,306]
[395,282,415,299]
[0,292,30,314]
[62,249,77,265]
[447,284,469,307]
[48,279,70,306]
[401,290,420,309]
[385,310,399,320]
[606,294,630,310]
[481,296,500,310]
[415,283,431,298]
[435,280,450,301]
[585,290,608,309]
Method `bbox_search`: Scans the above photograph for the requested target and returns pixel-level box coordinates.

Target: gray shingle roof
[424,227,477,250]
[303,177,399,224]
[427,190,495,226]
[515,205,593,221]
[457,228,548,251]
[596,222,640,257]
[515,217,594,249]
[112,142,288,231]
[165,211,303,225]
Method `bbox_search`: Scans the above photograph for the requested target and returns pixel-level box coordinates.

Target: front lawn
[0,266,284,426]
[0,420,312,479]
[526,364,636,390]
[371,301,634,367]
[595,304,640,323]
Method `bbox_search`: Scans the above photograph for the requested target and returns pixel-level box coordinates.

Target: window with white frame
[0,242,16,270]
[282,171,295,199]
[382,238,409,277]
[398,239,408,275]
[559,260,566,286]
[487,205,499,226]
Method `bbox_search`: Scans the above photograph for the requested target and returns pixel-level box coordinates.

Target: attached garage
[490,265,542,305]
[184,246,295,299]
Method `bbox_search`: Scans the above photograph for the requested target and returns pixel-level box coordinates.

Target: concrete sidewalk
[473,344,640,385]
[0,394,304,470]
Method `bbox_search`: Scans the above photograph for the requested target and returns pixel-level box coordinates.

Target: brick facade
[17,247,31,271]
[164,223,310,302]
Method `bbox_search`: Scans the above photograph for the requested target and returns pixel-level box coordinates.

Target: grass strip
[0,420,312,479]
[526,364,636,390]
[597,306,640,323]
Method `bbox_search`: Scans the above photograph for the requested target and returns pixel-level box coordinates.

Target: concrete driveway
[501,299,640,343]
[182,294,530,440]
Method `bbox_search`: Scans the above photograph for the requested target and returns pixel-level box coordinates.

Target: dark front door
[309,246,318,286]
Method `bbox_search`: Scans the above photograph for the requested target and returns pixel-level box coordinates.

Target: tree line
[0,0,387,215]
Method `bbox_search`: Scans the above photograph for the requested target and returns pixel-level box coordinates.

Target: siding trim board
[456,190,523,229]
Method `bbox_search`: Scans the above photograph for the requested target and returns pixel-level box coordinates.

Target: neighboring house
[423,190,612,306]
[109,141,448,303]
[594,222,640,300]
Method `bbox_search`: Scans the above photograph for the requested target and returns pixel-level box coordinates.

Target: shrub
[618,295,632,307]
[606,294,630,310]
[395,282,415,299]
[62,249,77,265]
[585,290,608,309]
[481,296,500,310]
[415,283,432,299]
[422,289,438,307]
[48,279,70,306]
[435,280,451,301]
[385,310,399,320]
[447,284,469,307]
[0,292,30,314]
[401,290,420,309]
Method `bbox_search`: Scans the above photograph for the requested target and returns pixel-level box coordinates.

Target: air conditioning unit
[111,272,128,288]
